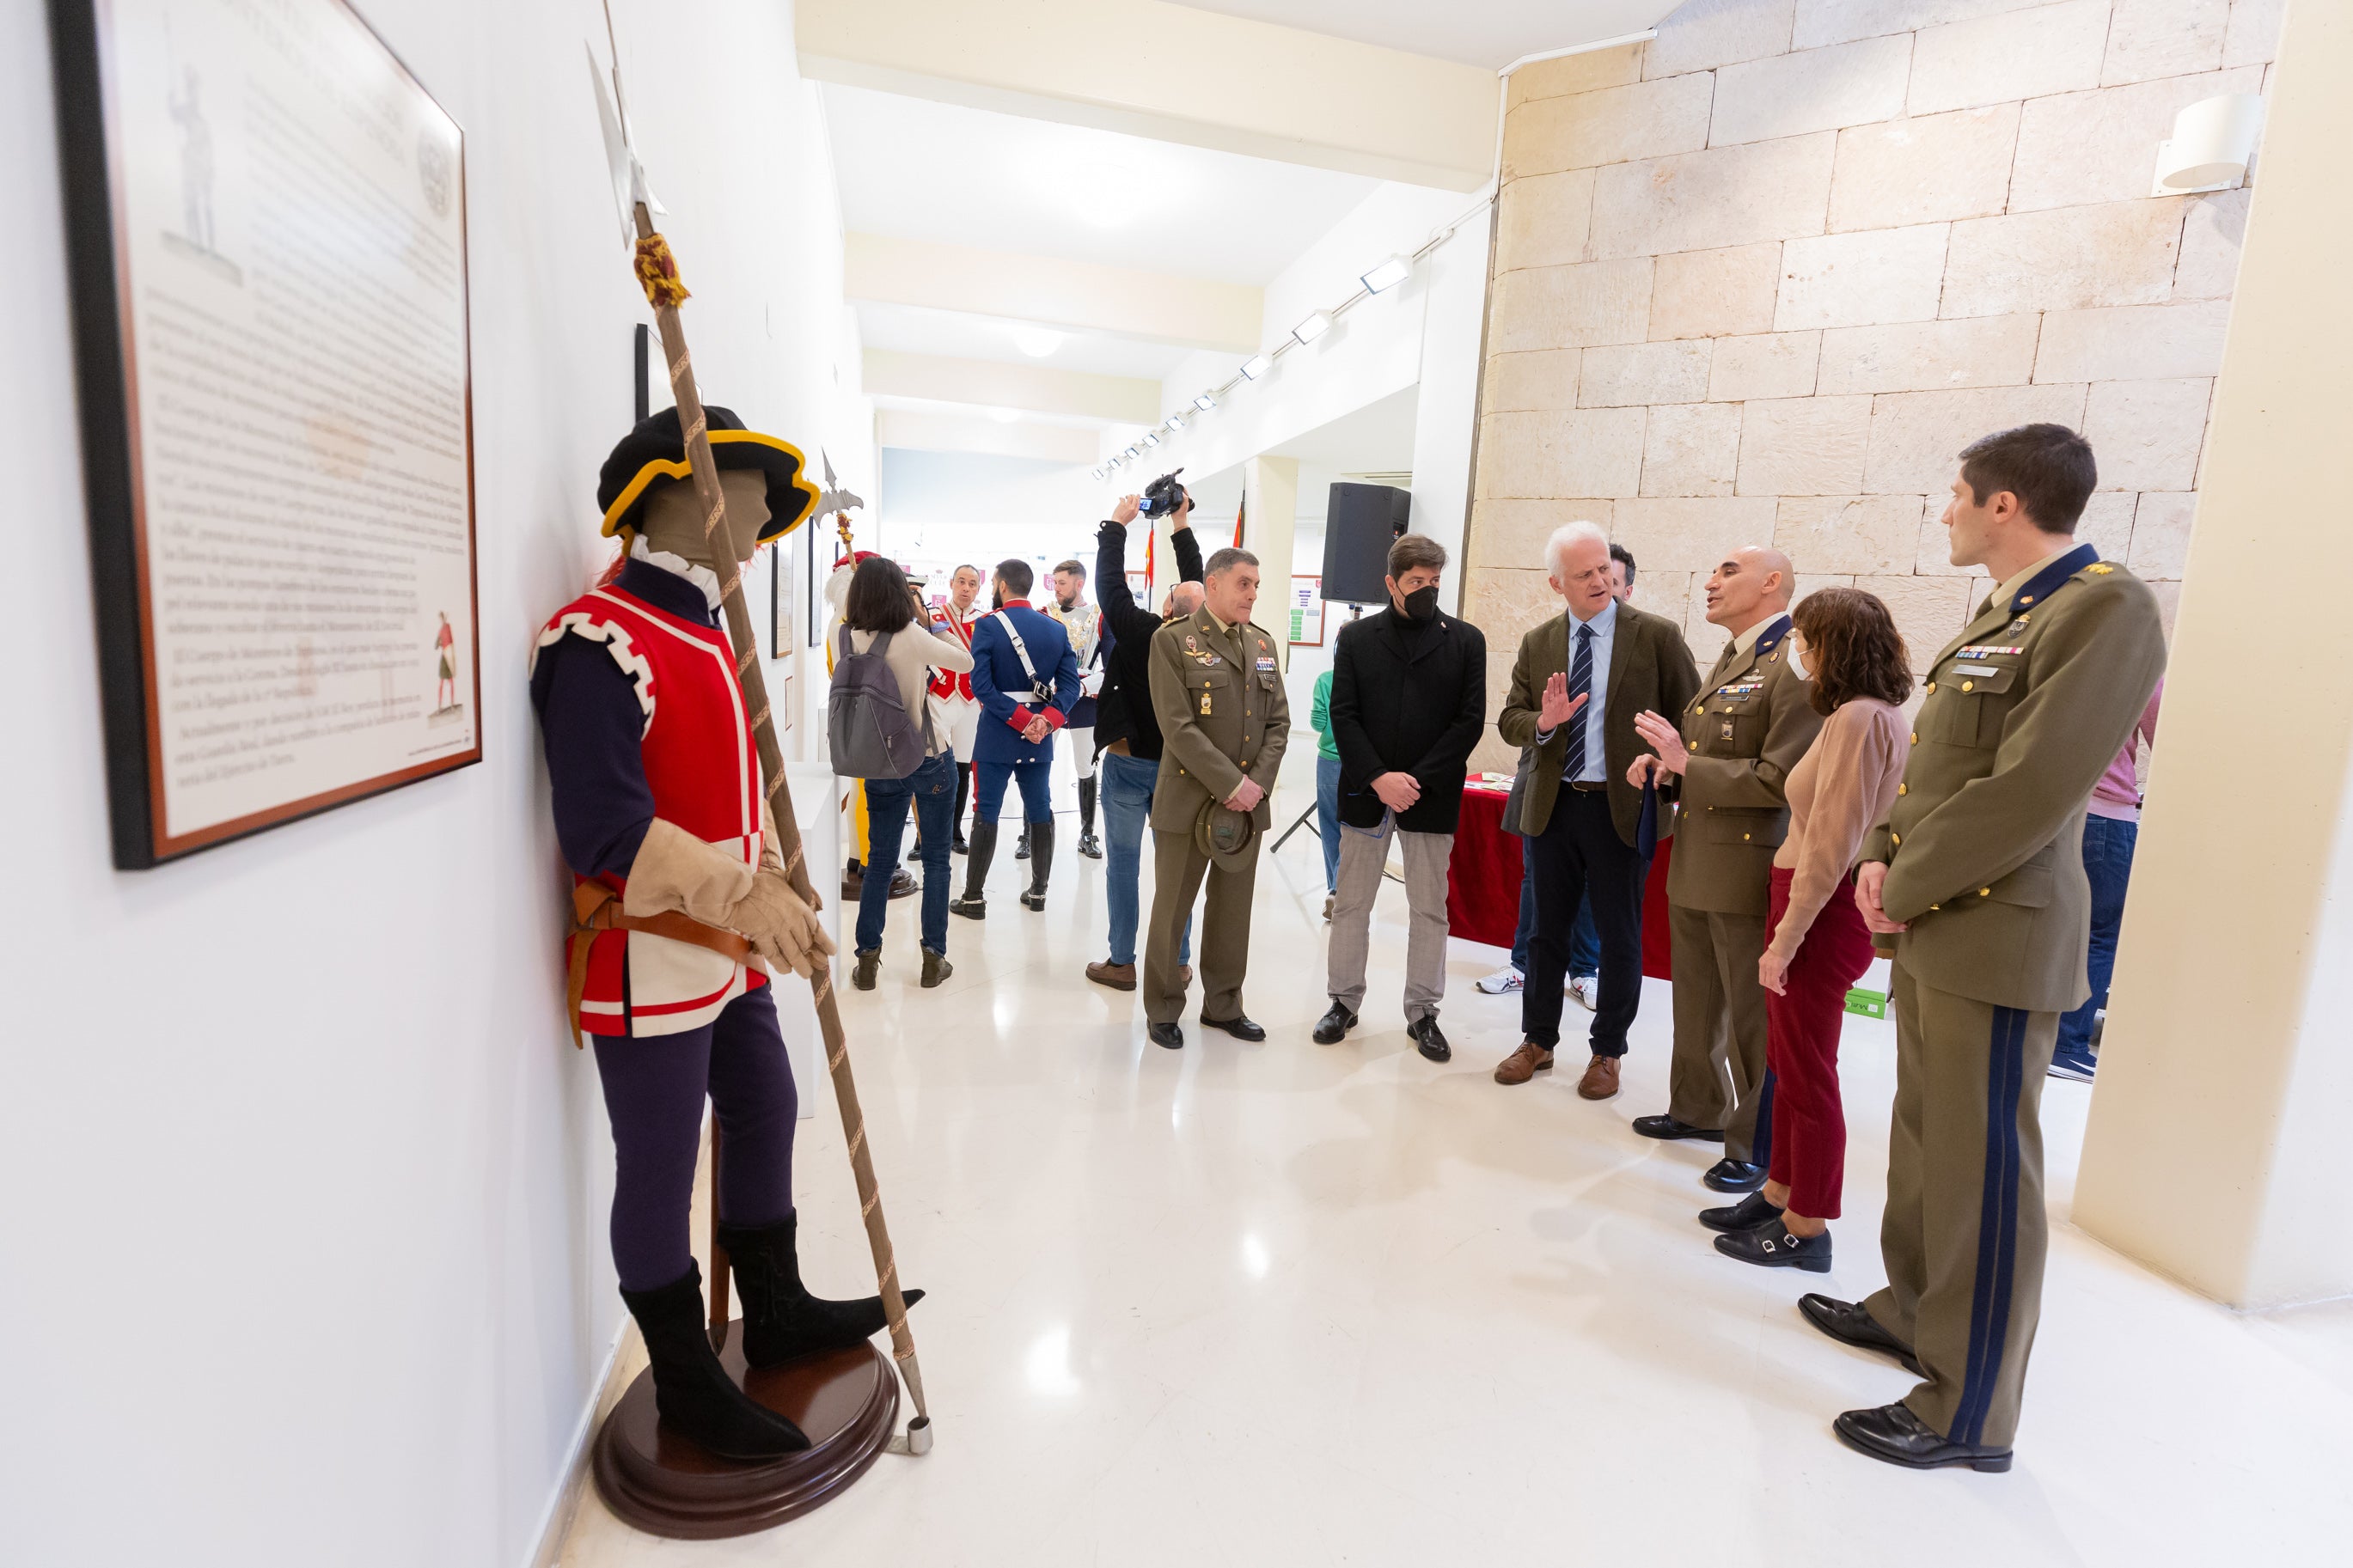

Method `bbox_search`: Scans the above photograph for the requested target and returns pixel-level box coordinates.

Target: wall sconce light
[2153,93,2264,195]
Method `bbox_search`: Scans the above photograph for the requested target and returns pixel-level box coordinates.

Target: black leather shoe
[1632,1113,1725,1142]
[1715,1222,1831,1272]
[1148,1022,1184,1050]
[1703,1158,1768,1192]
[1699,1192,1782,1233]
[1200,1014,1266,1041]
[1312,1004,1357,1045]
[949,895,986,920]
[1834,1402,2012,1473]
[1799,1293,1924,1377]
[1409,1014,1452,1063]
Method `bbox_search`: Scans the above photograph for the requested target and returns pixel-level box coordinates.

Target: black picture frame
[49,0,482,868]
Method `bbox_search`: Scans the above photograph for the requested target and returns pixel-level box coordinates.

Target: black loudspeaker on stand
[1321,482,1413,604]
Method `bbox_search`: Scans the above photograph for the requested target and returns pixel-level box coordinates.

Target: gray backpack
[828,626,931,779]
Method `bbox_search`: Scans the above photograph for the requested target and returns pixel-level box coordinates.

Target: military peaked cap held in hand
[1194,797,1257,870]
[597,404,822,543]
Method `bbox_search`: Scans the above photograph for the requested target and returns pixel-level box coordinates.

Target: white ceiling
[853,300,1194,380]
[822,84,1381,286]
[1165,0,1676,70]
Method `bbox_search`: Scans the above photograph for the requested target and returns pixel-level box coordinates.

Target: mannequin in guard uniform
[1804,424,2164,1471]
[530,406,924,1461]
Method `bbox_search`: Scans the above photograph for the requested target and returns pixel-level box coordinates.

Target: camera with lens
[1138,468,1190,520]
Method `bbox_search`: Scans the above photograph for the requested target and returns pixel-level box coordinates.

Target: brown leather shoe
[1087,961,1138,991]
[1577,1054,1622,1100]
[1493,1041,1555,1085]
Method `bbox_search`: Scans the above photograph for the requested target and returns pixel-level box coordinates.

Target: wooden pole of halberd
[633,201,931,1437]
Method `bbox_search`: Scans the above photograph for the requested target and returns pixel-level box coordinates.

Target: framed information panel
[1287,576,1324,647]
[52,0,480,868]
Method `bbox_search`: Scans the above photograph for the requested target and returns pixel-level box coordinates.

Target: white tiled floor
[557,793,2353,1566]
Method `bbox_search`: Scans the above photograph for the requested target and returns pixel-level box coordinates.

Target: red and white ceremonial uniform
[930,603,987,763]
[531,581,767,1037]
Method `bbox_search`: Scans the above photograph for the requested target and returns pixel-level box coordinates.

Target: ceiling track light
[1141,430,1162,448]
[1239,353,1273,381]
[1163,413,1185,433]
[1193,393,1217,412]
[1360,254,1411,294]
[1291,310,1333,345]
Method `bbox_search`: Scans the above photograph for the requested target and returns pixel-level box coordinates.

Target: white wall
[0,3,860,1563]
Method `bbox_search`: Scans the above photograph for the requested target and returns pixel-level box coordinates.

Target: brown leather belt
[565,882,761,1048]
[1566,781,1610,793]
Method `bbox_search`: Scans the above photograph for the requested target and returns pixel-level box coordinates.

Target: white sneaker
[1476,964,1525,996]
[1568,974,1598,1010]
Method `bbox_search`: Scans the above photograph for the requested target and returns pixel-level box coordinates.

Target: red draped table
[1445,782,1674,979]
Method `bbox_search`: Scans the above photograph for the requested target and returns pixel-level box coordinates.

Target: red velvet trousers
[1763,865,1877,1219]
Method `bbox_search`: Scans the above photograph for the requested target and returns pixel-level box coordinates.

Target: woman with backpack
[840,555,973,990]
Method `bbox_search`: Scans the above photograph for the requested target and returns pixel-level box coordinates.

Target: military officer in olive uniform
[1801,424,2167,1473]
[1628,546,1822,1191]
[1141,547,1290,1050]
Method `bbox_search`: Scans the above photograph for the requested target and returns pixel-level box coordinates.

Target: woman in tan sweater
[1707,588,1910,1271]
[844,556,974,991]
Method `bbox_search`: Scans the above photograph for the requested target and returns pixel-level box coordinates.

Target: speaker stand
[590,1324,897,1540]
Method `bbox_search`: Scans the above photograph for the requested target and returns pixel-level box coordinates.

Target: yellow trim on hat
[601,430,825,540]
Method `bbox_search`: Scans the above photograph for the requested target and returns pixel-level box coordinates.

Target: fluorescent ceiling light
[1291,311,1332,345]
[1239,353,1273,381]
[1009,326,1066,358]
[1193,393,1217,412]
[1361,254,1411,294]
[1141,430,1162,448]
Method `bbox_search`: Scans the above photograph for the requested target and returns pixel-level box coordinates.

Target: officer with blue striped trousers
[1802,424,2166,1472]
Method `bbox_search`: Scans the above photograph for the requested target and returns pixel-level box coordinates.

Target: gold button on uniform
[1742,833,1751,841]
[1898,783,1908,795]
[1980,888,1991,897]
[1892,833,1901,845]
[1910,732,1919,745]
[1962,680,1975,692]
[1925,681,1936,693]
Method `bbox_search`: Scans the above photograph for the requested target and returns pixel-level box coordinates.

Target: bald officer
[1140,546,1290,1050]
[1800,424,2166,1473]
[1629,546,1821,1192]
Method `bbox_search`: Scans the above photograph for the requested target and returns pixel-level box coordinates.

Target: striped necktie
[1562,621,1594,781]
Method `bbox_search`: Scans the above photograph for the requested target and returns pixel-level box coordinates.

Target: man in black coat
[1317,534,1488,1062]
[1085,491,1205,991]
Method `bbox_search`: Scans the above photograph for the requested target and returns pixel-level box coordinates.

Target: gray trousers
[1665,903,1772,1162]
[1325,818,1454,1022]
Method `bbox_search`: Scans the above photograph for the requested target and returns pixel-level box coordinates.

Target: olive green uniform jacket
[1146,608,1291,833]
[1664,615,1823,917]
[1865,555,2168,1011]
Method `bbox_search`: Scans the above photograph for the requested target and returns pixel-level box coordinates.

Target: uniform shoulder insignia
[2087,563,2115,575]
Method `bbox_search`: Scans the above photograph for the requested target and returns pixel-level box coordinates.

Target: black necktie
[1562,622,1594,781]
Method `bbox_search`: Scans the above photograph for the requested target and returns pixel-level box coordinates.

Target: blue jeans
[2057,815,2138,1060]
[1315,753,1342,892]
[858,750,955,955]
[1509,836,1600,976]
[1100,749,1192,968]
[973,758,1053,824]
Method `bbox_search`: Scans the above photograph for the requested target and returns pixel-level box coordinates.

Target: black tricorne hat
[596,405,822,544]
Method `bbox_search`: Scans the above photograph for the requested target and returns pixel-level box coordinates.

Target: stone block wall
[1462,0,2280,769]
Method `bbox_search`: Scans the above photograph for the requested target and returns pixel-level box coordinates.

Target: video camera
[1139,468,1190,520]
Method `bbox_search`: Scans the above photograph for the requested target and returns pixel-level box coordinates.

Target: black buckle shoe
[1408,1014,1451,1063]
[1200,1014,1266,1041]
[1698,1192,1782,1233]
[1834,1402,2012,1473]
[950,896,986,920]
[1148,1022,1185,1050]
[1633,1113,1725,1142]
[1703,1158,1768,1192]
[1312,1003,1357,1044]
[1799,1294,1924,1376]
[1079,830,1103,859]
[1714,1222,1831,1272]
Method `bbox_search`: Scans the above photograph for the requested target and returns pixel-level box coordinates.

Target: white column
[1244,455,1299,673]
[2072,0,2353,1308]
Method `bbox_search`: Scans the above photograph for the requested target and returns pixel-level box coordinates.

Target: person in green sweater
[1310,666,1342,916]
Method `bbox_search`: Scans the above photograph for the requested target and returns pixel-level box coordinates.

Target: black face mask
[1400,584,1440,624]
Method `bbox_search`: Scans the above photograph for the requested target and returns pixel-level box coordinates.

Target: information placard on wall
[1287,576,1324,647]
[53,0,480,868]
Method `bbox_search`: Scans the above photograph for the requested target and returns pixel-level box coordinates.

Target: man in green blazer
[1493,522,1702,1101]
[1629,546,1822,1191]
[1800,424,2167,1473]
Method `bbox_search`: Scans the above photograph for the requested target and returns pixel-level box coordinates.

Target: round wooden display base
[590,1326,898,1541]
